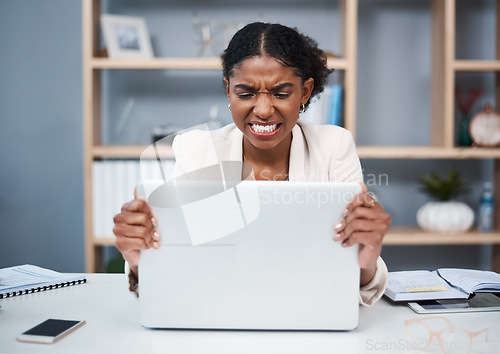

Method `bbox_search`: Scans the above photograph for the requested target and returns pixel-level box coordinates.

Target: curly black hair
[221,22,332,109]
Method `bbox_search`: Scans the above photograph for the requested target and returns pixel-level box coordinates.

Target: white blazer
[172,121,363,182]
[171,121,388,306]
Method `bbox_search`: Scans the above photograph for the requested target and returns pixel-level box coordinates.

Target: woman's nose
[253,94,273,119]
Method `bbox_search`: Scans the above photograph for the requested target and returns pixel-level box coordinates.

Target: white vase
[416,201,474,233]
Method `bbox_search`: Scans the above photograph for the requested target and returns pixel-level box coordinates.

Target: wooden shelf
[453,59,500,71]
[384,227,500,245]
[327,57,348,70]
[356,146,500,159]
[91,57,221,70]
[89,57,346,71]
[91,145,500,160]
[92,229,500,247]
[92,145,174,159]
[93,237,116,246]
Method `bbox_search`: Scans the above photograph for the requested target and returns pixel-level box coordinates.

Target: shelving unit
[83,0,500,273]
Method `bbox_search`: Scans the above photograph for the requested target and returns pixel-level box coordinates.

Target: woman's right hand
[113,191,160,277]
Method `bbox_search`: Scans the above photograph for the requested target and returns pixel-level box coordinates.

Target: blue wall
[0,0,495,272]
[0,0,83,272]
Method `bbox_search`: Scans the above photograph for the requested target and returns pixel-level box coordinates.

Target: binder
[0,264,86,299]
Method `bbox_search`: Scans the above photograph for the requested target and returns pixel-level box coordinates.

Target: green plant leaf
[418,167,468,201]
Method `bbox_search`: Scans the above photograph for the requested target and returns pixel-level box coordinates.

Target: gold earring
[299,104,305,113]
[228,104,231,111]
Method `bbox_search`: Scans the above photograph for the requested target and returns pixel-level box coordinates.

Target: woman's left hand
[333,183,391,286]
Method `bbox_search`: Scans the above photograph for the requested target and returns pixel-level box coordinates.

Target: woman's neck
[242,133,292,181]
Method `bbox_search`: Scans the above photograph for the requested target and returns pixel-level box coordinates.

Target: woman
[113,22,391,306]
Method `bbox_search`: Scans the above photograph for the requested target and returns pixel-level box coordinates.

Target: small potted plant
[417,168,474,233]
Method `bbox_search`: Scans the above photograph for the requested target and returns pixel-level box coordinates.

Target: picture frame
[100,14,154,59]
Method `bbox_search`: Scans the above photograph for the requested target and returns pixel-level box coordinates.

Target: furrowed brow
[234,84,256,91]
[234,83,294,92]
[271,83,294,91]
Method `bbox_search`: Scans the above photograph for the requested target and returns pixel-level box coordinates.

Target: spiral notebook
[0,264,86,299]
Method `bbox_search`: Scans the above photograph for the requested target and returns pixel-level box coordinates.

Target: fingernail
[333,233,341,241]
[334,222,344,233]
[153,231,161,241]
[342,209,349,218]
[151,217,157,226]
[153,241,160,249]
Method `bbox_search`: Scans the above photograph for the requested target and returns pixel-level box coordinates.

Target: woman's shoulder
[297,121,354,143]
[175,123,239,144]
[172,123,242,171]
[296,121,361,182]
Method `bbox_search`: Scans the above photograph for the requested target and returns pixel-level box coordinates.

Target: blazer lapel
[227,127,243,163]
[289,123,308,181]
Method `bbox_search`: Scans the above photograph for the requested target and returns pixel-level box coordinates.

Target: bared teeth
[251,124,278,133]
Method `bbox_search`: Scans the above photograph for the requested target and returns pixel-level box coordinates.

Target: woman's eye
[274,93,290,99]
[237,93,254,99]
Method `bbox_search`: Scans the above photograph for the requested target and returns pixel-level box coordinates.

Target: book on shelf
[92,159,174,238]
[301,84,343,126]
[0,264,86,299]
[384,268,500,302]
[327,84,343,126]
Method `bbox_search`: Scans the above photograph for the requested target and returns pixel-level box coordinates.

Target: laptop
[137,178,361,331]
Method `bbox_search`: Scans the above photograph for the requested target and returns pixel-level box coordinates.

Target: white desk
[1,274,499,353]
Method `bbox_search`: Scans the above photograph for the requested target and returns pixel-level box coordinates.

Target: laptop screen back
[138,180,361,330]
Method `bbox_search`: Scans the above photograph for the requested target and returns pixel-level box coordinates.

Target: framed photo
[101,14,154,59]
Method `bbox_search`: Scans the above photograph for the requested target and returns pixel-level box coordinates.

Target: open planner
[385,268,500,302]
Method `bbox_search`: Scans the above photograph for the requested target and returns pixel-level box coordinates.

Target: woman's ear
[301,78,314,105]
[224,77,230,99]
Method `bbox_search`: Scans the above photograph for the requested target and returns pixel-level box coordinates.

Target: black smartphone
[16,319,85,344]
